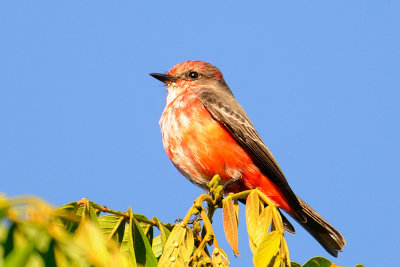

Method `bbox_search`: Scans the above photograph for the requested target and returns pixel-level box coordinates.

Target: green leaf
[253,231,281,267]
[55,201,80,233]
[154,217,171,245]
[158,225,186,266]
[126,211,138,267]
[20,224,52,253]
[131,213,158,266]
[280,235,291,266]
[98,214,126,244]
[180,227,194,263]
[80,200,100,225]
[152,235,163,258]
[3,223,16,258]
[88,203,100,226]
[291,262,302,267]
[3,242,35,267]
[151,218,172,258]
[134,213,149,222]
[42,239,57,266]
[144,224,154,245]
[88,201,104,211]
[271,205,284,233]
[246,190,262,253]
[133,214,154,244]
[302,256,332,267]
[254,206,273,245]
[55,201,79,220]
[55,201,78,212]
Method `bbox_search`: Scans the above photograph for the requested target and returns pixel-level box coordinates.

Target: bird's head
[150,60,228,91]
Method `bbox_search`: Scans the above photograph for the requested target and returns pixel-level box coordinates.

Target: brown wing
[199,89,306,222]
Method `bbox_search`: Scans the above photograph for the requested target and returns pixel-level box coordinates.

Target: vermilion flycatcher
[150,61,345,257]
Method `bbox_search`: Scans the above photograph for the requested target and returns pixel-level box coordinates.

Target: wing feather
[199,89,306,222]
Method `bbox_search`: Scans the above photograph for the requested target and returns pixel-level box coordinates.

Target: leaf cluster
[0,177,364,267]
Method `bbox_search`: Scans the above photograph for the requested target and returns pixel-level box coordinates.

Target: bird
[150,60,345,257]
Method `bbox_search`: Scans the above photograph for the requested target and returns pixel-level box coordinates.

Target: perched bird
[150,60,345,257]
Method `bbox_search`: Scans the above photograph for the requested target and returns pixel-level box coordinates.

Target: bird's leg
[176,214,203,226]
[188,213,202,225]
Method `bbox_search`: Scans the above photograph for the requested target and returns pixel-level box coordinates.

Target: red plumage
[151,60,345,257]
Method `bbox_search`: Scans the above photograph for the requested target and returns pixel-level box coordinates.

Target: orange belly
[160,93,291,212]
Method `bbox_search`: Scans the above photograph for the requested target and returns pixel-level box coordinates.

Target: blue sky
[1,1,399,266]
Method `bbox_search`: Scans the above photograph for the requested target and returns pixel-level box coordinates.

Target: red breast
[160,90,291,212]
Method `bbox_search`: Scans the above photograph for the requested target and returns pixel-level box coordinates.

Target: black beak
[149,73,177,83]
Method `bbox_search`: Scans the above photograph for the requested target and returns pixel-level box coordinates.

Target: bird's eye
[188,71,199,79]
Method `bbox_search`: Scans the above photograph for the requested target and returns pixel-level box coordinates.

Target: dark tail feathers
[293,198,346,257]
